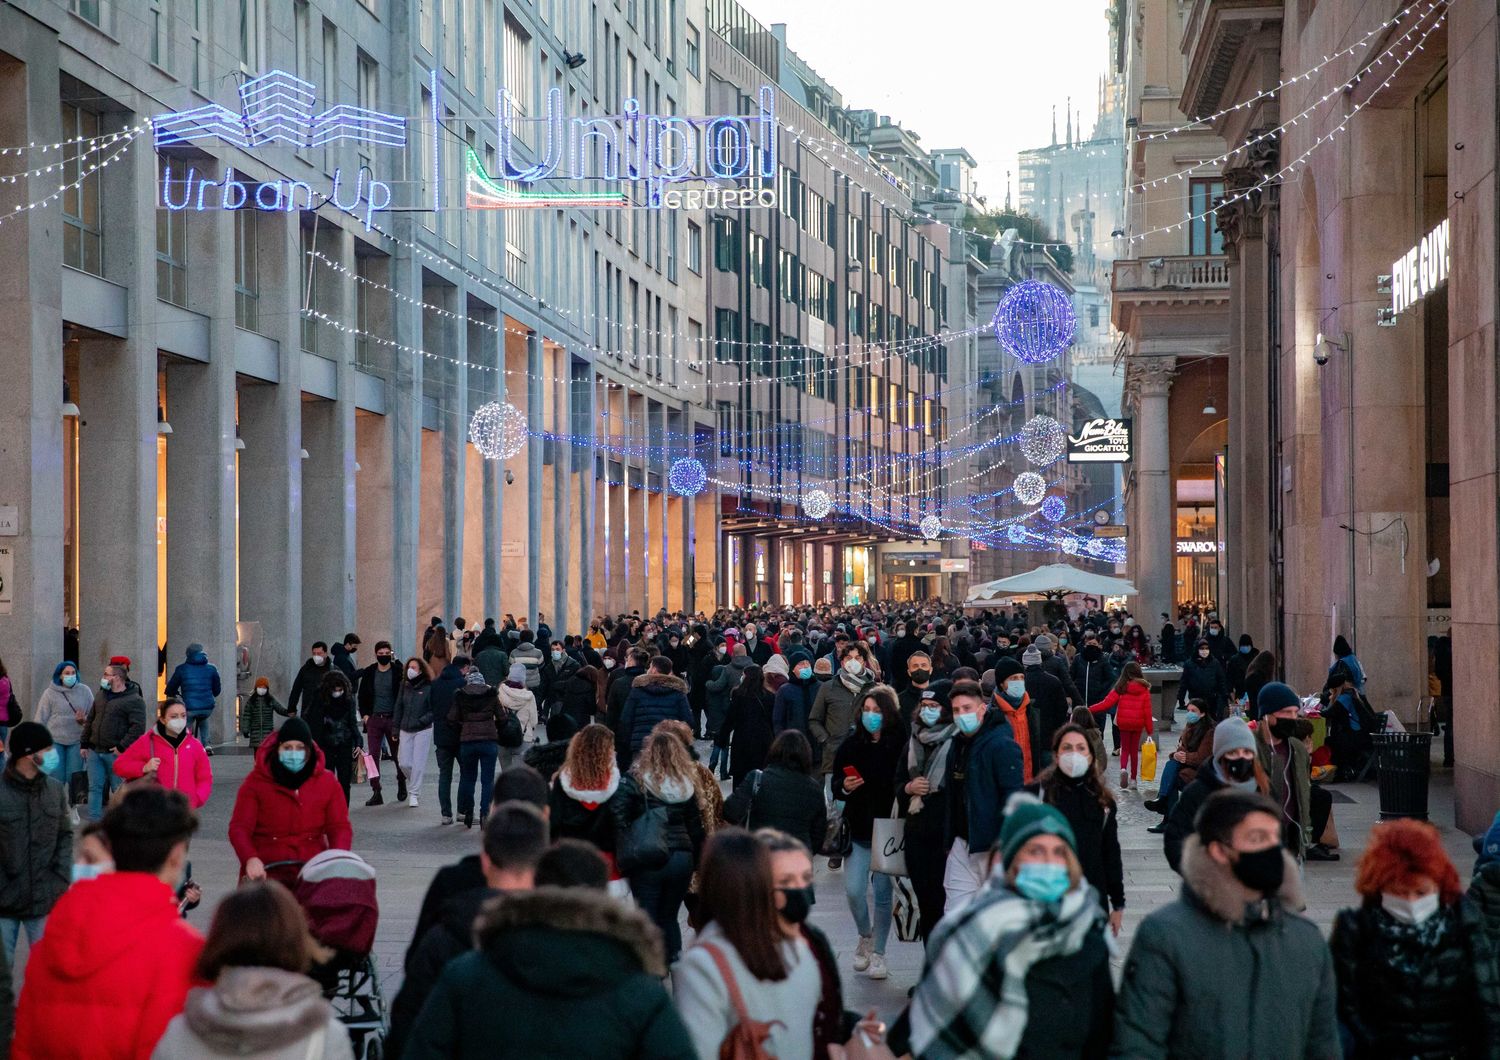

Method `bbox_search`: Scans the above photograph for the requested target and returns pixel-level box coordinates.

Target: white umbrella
[963,562,1138,605]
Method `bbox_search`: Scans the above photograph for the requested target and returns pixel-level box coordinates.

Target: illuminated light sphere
[919,514,942,540]
[802,487,833,520]
[1007,524,1028,544]
[1013,471,1047,507]
[1041,495,1068,523]
[1085,538,1107,557]
[992,280,1076,364]
[1020,415,1067,465]
[469,400,527,461]
[1061,535,1082,555]
[668,457,708,497]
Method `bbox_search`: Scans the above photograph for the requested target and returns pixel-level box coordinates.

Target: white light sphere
[469,400,527,461]
[1013,472,1047,507]
[919,514,942,540]
[1020,415,1067,465]
[668,457,707,497]
[802,487,833,520]
[1061,535,1082,555]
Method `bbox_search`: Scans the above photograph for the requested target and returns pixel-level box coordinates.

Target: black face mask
[909,669,931,685]
[1221,756,1256,782]
[1270,718,1300,740]
[778,885,815,925]
[1229,845,1285,895]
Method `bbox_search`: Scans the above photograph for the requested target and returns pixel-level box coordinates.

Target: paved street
[10,713,1478,1027]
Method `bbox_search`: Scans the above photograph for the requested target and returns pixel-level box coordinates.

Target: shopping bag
[871,811,907,876]
[1139,735,1158,782]
[892,876,921,942]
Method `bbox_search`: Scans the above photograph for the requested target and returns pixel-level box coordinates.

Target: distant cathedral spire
[1066,97,1072,147]
[1051,106,1057,147]
[1005,170,1012,212]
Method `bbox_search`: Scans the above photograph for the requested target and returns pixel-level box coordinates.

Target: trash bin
[1373,731,1433,821]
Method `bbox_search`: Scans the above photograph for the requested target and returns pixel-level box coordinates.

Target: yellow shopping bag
[1139,735,1158,783]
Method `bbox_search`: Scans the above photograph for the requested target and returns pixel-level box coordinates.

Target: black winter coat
[449,686,500,744]
[1071,649,1115,707]
[387,884,499,1059]
[716,686,776,785]
[617,673,692,764]
[1023,665,1069,767]
[722,765,827,854]
[557,673,601,729]
[831,729,904,844]
[611,776,706,860]
[428,664,465,751]
[0,769,72,919]
[1162,767,1230,873]
[305,672,359,752]
[548,775,619,854]
[1331,902,1500,1060]
[1040,651,1081,704]
[1177,656,1230,711]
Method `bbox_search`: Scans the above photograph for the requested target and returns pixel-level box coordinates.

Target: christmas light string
[0,129,142,222]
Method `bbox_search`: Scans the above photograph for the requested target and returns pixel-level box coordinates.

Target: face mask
[1208,628,1220,637]
[71,862,112,884]
[604,657,616,669]
[843,658,864,676]
[1014,861,1071,903]
[278,748,308,772]
[377,654,392,664]
[255,687,267,696]
[166,717,188,735]
[1059,638,1068,646]
[61,673,77,688]
[778,885,815,925]
[919,705,942,726]
[796,666,812,680]
[1004,679,1026,701]
[955,711,982,735]
[715,646,726,656]
[1221,755,1256,782]
[909,669,931,684]
[100,677,112,690]
[868,634,878,645]
[552,651,563,662]
[1185,710,1203,725]
[1270,717,1299,740]
[37,747,60,773]
[406,666,420,680]
[1229,844,1285,895]
[313,654,327,666]
[1383,891,1441,926]
[861,712,883,735]
[1198,649,1211,659]
[331,690,344,699]
[1110,627,1121,635]
[1058,751,1091,779]
[1239,645,1252,654]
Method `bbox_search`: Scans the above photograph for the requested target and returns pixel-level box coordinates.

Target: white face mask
[1058,751,1091,779]
[406,666,420,680]
[1382,891,1441,926]
[313,654,327,666]
[254,688,267,697]
[843,658,864,676]
[165,717,188,735]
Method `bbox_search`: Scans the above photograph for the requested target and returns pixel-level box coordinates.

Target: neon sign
[1390,217,1449,316]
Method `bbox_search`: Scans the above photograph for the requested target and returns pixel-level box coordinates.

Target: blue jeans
[1156,757,1182,806]
[845,840,893,953]
[87,750,119,820]
[457,742,499,820]
[47,742,84,790]
[188,713,212,745]
[631,848,694,962]
[436,746,457,818]
[1,915,46,969]
[0,724,7,772]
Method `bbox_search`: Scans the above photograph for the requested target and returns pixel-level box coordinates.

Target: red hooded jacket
[227,732,353,878]
[1091,679,1156,733]
[12,872,203,1060]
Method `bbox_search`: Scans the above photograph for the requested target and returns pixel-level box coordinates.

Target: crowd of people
[0,600,1497,1059]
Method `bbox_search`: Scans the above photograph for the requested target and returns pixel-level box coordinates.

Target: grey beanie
[505,663,527,685]
[1212,716,1257,761]
[1034,633,1056,652]
[1021,646,1043,668]
[468,669,492,689]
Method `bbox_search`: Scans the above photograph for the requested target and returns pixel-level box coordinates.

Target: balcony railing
[1113,254,1229,292]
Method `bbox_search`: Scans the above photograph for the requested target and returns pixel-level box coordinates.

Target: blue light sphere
[992,280,1076,364]
[1061,535,1082,555]
[1041,495,1067,523]
[668,457,707,497]
[1007,524,1028,544]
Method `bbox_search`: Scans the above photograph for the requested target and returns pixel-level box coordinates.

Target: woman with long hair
[724,730,825,855]
[559,663,606,729]
[612,728,706,963]
[1089,661,1154,790]
[928,637,957,680]
[675,829,820,1060]
[899,691,958,941]
[1028,724,1124,934]
[1331,819,1500,1056]
[549,723,621,871]
[1242,649,1277,716]
[716,663,775,786]
[831,685,904,981]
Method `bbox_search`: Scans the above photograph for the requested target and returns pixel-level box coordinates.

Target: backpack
[1,683,17,726]
[701,942,783,1060]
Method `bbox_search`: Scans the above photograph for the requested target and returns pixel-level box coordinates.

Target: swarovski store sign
[1068,418,1133,463]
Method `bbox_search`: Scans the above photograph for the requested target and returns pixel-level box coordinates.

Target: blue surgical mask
[61,673,77,688]
[278,748,308,772]
[1239,645,1252,654]
[861,711,883,735]
[955,711,982,735]
[796,666,813,680]
[919,705,942,726]
[1014,861,1071,903]
[37,747,60,773]
[71,862,112,884]
[1004,679,1026,701]
[1185,710,1203,724]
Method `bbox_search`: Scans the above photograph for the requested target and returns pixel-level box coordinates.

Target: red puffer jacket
[228,732,353,879]
[12,872,204,1060]
[1091,679,1156,733]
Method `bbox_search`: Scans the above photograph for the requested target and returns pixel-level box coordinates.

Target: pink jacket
[113,728,214,809]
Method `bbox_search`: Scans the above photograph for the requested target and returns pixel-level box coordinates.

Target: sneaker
[408,794,419,808]
[205,745,216,757]
[440,816,454,826]
[1121,770,1129,789]
[365,792,384,807]
[852,936,872,973]
[827,856,843,871]
[1111,747,1120,756]
[867,953,888,980]
[1306,843,1341,862]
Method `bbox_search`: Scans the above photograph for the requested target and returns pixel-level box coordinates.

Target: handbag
[891,876,921,942]
[820,812,852,859]
[352,747,369,785]
[870,800,907,876]
[68,770,89,807]
[1139,735,1158,782]
[723,769,763,826]
[701,942,783,1060]
[617,795,672,875]
[497,707,524,749]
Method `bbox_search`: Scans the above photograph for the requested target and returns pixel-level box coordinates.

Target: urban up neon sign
[153,70,779,229]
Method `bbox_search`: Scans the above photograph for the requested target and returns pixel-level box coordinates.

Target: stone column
[440,286,468,623]
[575,362,597,624]
[389,249,425,658]
[526,331,544,626]
[1132,360,1176,629]
[553,352,574,633]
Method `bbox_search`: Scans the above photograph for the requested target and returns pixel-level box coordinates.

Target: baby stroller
[267,850,387,1059]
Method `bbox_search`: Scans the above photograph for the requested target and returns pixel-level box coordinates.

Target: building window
[713,216,737,272]
[748,232,769,289]
[504,15,533,144]
[148,0,166,66]
[1089,304,1100,328]
[718,401,734,457]
[300,228,318,353]
[234,208,259,332]
[59,103,102,276]
[70,0,102,26]
[689,317,704,366]
[687,220,703,274]
[294,1,311,81]
[686,22,700,77]
[1189,178,1225,255]
[190,0,206,89]
[714,308,740,363]
[356,52,378,170]
[504,191,530,291]
[419,0,435,51]
[666,210,679,282]
[443,0,459,72]
[238,0,262,72]
[155,160,186,305]
[463,0,478,93]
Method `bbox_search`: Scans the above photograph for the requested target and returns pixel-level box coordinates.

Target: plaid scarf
[909,872,1103,1060]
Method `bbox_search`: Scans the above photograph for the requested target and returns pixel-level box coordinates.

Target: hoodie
[151,966,352,1060]
[12,872,204,1060]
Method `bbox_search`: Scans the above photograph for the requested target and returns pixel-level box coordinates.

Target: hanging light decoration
[1019,415,1067,465]
[991,280,1076,364]
[1013,472,1047,507]
[919,514,942,540]
[469,400,528,461]
[802,487,833,520]
[668,457,708,497]
[1041,495,1067,523]
[1060,535,1082,555]
[1007,524,1028,544]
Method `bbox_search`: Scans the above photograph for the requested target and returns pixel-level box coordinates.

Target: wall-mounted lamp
[157,405,173,436]
[61,382,80,419]
[299,448,310,460]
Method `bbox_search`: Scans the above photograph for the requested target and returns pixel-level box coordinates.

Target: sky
[736,0,1115,210]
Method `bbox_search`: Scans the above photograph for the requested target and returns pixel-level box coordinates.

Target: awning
[963,562,1138,605]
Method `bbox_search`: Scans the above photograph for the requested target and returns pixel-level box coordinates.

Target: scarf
[838,667,869,695]
[907,723,957,814]
[994,694,1034,782]
[910,875,1103,1060]
[1374,904,1452,978]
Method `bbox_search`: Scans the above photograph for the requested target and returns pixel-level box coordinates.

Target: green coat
[808,673,872,775]
[0,769,72,919]
[1254,720,1313,856]
[403,886,695,1060]
[1113,837,1340,1060]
